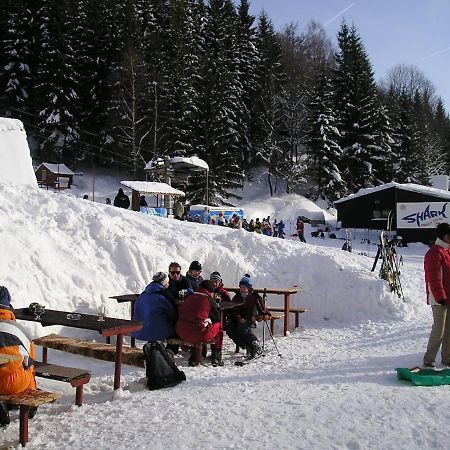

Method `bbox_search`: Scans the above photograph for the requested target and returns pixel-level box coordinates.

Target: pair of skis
[372,230,404,300]
[234,352,266,366]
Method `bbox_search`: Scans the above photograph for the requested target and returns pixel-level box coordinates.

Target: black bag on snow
[143,342,186,390]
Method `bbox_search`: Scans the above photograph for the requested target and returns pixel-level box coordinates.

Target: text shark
[402,203,448,227]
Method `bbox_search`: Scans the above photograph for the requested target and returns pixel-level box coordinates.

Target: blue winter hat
[0,286,11,307]
[239,275,252,289]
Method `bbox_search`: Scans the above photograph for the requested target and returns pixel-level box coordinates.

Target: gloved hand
[437,299,447,305]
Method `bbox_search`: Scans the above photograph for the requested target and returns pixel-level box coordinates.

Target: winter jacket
[214,284,231,303]
[424,237,450,305]
[296,220,305,233]
[0,306,36,395]
[229,291,265,323]
[168,275,191,301]
[185,273,204,291]
[175,288,221,343]
[131,282,178,342]
[113,189,130,209]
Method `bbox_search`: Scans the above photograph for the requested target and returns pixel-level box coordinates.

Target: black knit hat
[189,260,202,271]
[436,222,450,239]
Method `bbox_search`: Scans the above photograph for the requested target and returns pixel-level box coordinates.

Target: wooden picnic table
[223,287,299,336]
[14,307,143,390]
[111,286,299,336]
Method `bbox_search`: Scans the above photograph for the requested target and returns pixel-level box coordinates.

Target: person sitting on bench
[176,280,224,367]
[225,275,267,361]
[131,272,178,346]
[0,286,38,426]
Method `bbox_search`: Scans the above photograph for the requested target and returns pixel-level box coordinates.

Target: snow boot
[29,406,38,419]
[246,342,262,361]
[0,402,10,427]
[211,349,224,367]
[188,347,197,366]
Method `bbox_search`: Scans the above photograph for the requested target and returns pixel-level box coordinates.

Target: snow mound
[0,181,417,341]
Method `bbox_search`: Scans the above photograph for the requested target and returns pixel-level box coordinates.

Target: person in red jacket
[176,280,223,367]
[423,222,450,367]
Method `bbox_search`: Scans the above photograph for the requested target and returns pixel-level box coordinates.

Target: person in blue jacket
[131,272,178,342]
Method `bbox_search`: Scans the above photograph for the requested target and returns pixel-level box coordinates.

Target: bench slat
[34,362,91,384]
[267,306,310,313]
[0,389,60,407]
[34,333,145,367]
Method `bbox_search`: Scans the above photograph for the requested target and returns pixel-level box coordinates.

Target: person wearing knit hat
[209,271,231,303]
[0,286,11,308]
[152,271,169,287]
[225,274,268,361]
[131,272,178,344]
[186,260,204,291]
[423,222,450,367]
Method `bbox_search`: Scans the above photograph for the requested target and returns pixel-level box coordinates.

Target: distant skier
[277,220,285,239]
[296,216,306,243]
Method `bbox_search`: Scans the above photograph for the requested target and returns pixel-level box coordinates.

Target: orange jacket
[0,306,36,394]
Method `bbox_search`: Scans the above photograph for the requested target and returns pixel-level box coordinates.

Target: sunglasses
[170,271,181,275]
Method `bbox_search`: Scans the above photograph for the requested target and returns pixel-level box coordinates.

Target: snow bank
[0,181,418,341]
[0,117,37,187]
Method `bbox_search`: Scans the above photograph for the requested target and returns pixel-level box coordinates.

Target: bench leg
[75,386,83,407]
[19,406,29,447]
[295,312,299,329]
[114,334,124,390]
[42,347,48,364]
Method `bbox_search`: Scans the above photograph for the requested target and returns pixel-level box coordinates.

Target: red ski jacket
[424,237,450,305]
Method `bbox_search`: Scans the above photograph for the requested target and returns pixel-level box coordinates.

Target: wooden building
[35,163,74,189]
[334,182,450,243]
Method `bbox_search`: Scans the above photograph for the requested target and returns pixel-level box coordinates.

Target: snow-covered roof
[190,204,242,211]
[120,181,185,196]
[334,182,450,204]
[170,156,209,171]
[144,156,209,171]
[38,163,74,176]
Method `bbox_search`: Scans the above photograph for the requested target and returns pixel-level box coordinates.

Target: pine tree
[165,0,201,158]
[1,1,36,120]
[392,91,428,183]
[433,98,450,171]
[191,0,244,205]
[235,0,260,167]
[253,12,287,196]
[333,23,380,193]
[34,0,81,166]
[305,68,346,203]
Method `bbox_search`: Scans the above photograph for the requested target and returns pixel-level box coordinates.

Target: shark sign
[397,202,449,228]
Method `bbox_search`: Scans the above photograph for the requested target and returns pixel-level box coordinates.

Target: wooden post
[283,293,291,336]
[114,334,124,390]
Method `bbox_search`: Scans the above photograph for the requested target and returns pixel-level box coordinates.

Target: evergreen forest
[1,0,450,205]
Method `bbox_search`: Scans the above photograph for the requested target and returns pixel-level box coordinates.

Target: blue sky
[245,0,450,111]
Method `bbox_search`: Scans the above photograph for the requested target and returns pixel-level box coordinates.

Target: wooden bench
[0,389,60,447]
[34,362,91,406]
[267,306,310,329]
[34,334,213,368]
[33,334,145,367]
[165,337,216,366]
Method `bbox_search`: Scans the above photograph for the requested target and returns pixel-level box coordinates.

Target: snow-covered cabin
[334,182,450,243]
[35,163,74,189]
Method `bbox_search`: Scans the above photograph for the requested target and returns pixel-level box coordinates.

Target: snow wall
[0,118,37,187]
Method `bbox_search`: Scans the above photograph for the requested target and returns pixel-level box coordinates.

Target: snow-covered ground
[1,123,449,449]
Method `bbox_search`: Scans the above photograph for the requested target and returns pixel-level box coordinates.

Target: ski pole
[260,288,282,357]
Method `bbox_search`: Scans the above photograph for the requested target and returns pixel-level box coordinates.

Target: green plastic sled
[396,367,450,386]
